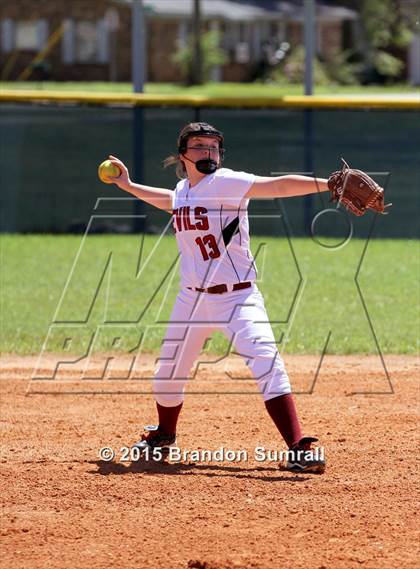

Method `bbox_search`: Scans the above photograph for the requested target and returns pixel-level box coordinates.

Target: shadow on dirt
[87,459,314,481]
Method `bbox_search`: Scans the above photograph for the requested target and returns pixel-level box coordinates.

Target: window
[62,20,108,64]
[15,21,38,50]
[1,20,14,52]
[1,20,48,52]
[75,21,98,63]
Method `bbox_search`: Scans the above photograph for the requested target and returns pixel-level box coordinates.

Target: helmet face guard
[178,122,224,174]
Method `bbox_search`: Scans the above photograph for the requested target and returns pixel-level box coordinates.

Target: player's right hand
[108,155,132,190]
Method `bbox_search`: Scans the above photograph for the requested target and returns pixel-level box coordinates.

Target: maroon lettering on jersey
[184,206,196,230]
[194,207,209,231]
[179,207,185,231]
[195,234,221,260]
[172,208,183,233]
[173,206,209,232]
[181,206,189,231]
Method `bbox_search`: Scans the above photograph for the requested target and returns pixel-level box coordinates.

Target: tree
[338,0,415,81]
[173,30,227,85]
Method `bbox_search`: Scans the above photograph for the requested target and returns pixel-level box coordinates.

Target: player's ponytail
[163,154,187,179]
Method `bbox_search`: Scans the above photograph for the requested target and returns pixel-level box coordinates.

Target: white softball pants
[153,284,291,406]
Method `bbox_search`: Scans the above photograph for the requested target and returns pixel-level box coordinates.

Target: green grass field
[1,235,418,356]
[1,81,418,96]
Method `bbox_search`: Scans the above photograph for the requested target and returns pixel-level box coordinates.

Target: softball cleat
[284,436,326,474]
[131,425,177,456]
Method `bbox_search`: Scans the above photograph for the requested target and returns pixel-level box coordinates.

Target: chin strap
[180,153,219,174]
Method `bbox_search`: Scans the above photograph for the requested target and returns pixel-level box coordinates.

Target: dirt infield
[1,354,419,569]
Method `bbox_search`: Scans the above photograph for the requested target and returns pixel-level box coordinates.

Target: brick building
[0,0,358,83]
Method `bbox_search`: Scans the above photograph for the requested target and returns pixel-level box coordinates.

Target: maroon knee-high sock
[157,402,183,435]
[264,393,302,448]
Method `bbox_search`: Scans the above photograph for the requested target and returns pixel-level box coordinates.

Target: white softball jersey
[172,168,257,288]
[151,168,292,406]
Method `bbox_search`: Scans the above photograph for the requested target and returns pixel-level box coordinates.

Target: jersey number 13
[195,235,221,261]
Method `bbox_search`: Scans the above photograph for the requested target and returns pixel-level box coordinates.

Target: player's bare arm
[246,175,330,199]
[107,155,173,212]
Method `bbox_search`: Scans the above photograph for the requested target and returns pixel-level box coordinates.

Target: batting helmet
[177,122,224,155]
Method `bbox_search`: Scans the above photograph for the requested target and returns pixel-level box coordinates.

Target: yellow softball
[98,160,121,184]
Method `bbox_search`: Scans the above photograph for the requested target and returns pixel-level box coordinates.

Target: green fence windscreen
[1,103,418,238]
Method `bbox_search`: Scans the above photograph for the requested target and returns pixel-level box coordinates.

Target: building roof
[232,1,358,22]
[117,0,358,22]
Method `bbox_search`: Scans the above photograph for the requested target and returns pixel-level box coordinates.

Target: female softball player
[108,122,330,473]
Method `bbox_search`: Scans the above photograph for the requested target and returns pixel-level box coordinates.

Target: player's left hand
[328,159,392,216]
